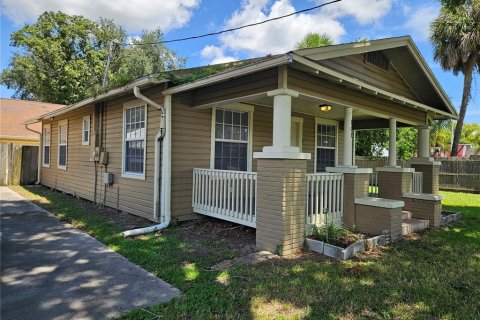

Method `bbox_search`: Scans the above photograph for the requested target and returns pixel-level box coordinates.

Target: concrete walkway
[0,187,180,320]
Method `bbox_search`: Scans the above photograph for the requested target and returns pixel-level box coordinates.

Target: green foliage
[311,223,348,245]
[0,12,185,105]
[460,123,480,146]
[355,129,388,159]
[397,127,418,160]
[430,0,480,155]
[295,33,334,49]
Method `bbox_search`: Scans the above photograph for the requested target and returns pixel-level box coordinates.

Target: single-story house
[26,36,457,254]
[0,98,64,185]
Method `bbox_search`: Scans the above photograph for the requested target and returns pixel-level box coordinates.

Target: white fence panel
[192,168,256,228]
[412,172,423,194]
[306,173,344,226]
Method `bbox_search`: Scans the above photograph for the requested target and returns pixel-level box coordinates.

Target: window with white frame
[43,123,51,166]
[123,105,146,177]
[82,115,90,145]
[315,121,337,172]
[214,107,250,171]
[58,120,68,168]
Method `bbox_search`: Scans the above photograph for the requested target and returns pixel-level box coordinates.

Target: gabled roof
[27,36,457,123]
[0,98,64,140]
[293,36,457,118]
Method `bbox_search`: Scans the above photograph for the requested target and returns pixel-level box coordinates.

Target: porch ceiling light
[319,104,332,111]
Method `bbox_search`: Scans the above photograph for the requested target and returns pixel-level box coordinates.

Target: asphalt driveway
[0,187,180,320]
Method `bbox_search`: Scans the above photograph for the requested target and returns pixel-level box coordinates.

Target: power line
[126,0,342,46]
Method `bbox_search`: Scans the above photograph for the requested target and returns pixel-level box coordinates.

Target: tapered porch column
[417,126,431,158]
[388,118,397,167]
[342,107,353,167]
[254,88,310,255]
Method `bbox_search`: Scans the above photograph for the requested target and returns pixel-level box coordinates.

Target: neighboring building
[0,98,64,185]
[26,36,458,254]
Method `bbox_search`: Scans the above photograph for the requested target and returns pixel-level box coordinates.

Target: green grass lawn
[12,186,480,320]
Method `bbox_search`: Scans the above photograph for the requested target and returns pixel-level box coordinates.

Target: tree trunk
[451,53,477,157]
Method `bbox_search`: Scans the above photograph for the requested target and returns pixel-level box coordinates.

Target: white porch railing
[306,173,344,226]
[412,172,423,193]
[192,168,257,228]
[369,172,379,197]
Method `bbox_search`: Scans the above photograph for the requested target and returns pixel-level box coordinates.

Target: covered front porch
[163,38,456,254]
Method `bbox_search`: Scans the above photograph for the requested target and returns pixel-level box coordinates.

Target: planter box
[306,235,386,260]
[441,211,461,226]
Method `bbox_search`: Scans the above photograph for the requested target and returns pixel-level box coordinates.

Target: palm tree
[296,33,333,49]
[430,1,480,156]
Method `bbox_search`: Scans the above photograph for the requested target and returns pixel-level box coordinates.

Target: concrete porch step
[402,210,412,220]
[402,218,430,235]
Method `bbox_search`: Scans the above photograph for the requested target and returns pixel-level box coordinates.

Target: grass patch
[11,186,480,319]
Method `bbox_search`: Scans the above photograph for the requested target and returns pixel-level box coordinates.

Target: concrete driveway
[0,187,180,320]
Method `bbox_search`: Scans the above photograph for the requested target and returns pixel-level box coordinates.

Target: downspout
[122,87,171,237]
[25,123,42,184]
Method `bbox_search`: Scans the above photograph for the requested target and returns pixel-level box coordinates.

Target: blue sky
[1,0,478,123]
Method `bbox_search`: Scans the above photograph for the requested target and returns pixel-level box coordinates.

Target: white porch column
[343,107,353,166]
[389,118,397,167]
[417,126,431,158]
[254,88,310,160]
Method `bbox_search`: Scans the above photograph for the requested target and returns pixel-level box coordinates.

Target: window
[58,120,68,169]
[291,117,303,151]
[315,120,337,172]
[82,115,90,145]
[42,123,51,167]
[213,106,252,171]
[122,104,146,178]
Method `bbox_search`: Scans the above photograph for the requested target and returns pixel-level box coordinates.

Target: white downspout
[24,123,42,184]
[122,88,171,237]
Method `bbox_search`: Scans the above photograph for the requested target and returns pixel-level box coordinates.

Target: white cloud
[1,0,200,32]
[403,4,439,41]
[319,0,393,25]
[200,45,237,64]
[200,0,394,64]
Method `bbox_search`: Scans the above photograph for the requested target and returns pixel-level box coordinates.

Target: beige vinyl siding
[288,68,426,125]
[170,101,211,221]
[41,105,95,199]
[41,90,162,222]
[317,54,418,101]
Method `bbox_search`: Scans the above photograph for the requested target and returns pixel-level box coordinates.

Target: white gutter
[122,89,171,237]
[24,123,42,184]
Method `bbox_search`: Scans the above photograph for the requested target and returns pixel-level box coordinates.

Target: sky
[1,0,478,123]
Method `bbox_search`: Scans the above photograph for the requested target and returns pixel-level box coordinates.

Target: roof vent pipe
[122,88,170,237]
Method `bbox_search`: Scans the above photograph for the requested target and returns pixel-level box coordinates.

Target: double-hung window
[58,120,68,169]
[123,104,146,179]
[315,120,337,172]
[82,115,90,145]
[42,123,51,167]
[213,107,251,171]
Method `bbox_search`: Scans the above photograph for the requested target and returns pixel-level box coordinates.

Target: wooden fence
[439,159,480,193]
[0,143,38,186]
[355,156,480,193]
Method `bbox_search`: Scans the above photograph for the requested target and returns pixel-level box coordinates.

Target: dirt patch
[168,218,257,257]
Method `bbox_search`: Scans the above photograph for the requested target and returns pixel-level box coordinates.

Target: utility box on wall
[104,172,114,185]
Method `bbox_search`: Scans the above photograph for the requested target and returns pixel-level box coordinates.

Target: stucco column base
[255,159,307,256]
[327,167,372,230]
[409,158,441,194]
[377,167,414,200]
